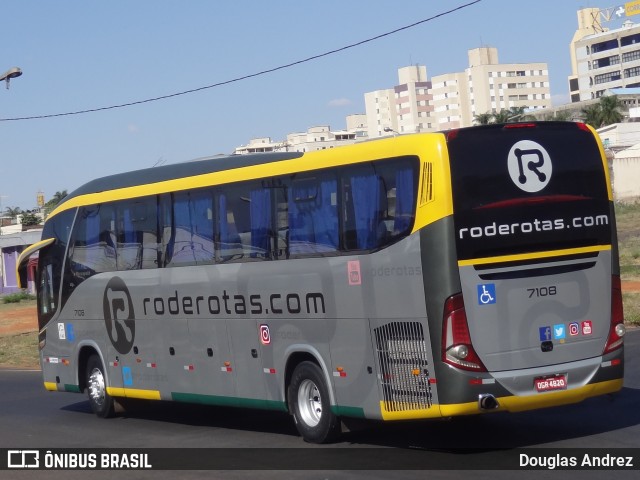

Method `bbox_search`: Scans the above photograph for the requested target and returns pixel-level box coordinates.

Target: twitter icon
[553,324,566,340]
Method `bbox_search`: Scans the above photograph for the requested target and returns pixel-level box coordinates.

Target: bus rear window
[447,123,611,260]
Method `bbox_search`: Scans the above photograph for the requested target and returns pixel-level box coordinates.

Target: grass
[0,332,39,368]
[1,291,36,304]
[616,201,640,325]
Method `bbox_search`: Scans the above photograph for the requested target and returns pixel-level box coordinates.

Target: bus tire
[85,354,115,418]
[289,361,340,443]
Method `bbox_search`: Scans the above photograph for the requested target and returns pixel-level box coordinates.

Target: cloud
[328,98,352,108]
[128,124,140,133]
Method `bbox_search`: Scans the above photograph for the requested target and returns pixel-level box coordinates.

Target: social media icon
[582,320,593,336]
[553,324,566,340]
[569,322,580,336]
[539,326,552,341]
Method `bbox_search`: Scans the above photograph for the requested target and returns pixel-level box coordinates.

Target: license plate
[535,375,567,392]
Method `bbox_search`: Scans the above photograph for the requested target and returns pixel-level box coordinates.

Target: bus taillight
[442,294,487,372]
[603,275,626,355]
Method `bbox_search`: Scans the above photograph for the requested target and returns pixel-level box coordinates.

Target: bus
[18,121,625,443]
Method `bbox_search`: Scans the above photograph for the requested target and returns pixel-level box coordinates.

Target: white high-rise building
[365,65,433,138]
[365,47,551,132]
[569,7,640,102]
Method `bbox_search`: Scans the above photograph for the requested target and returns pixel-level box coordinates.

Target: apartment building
[569,7,640,101]
[364,65,433,137]
[234,114,368,154]
[365,47,551,134]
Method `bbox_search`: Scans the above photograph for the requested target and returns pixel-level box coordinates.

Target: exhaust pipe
[478,393,500,410]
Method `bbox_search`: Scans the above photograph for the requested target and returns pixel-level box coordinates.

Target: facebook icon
[539,326,552,341]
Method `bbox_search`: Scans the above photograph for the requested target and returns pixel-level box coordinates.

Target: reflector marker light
[263,368,277,374]
[469,378,496,385]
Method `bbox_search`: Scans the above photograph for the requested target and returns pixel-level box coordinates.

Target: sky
[0,0,631,210]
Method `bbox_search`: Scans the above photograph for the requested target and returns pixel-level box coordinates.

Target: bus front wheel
[288,361,340,443]
[85,354,115,418]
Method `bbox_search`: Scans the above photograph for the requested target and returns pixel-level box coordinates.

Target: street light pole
[0,67,22,89]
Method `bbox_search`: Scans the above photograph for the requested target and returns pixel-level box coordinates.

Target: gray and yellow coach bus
[18,121,625,443]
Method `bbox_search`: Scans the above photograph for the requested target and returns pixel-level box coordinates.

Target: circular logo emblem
[507,140,552,193]
[103,277,135,354]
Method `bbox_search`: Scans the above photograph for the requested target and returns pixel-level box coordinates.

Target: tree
[43,190,68,214]
[581,95,624,128]
[4,206,21,219]
[492,109,513,124]
[581,104,602,128]
[20,212,41,226]
[473,112,493,125]
[599,95,624,125]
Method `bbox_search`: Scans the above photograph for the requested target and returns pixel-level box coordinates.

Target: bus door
[447,123,614,374]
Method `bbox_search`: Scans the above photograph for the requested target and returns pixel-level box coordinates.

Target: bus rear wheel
[289,361,341,443]
[86,354,115,418]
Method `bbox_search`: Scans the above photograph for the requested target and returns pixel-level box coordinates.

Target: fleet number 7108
[528,286,557,298]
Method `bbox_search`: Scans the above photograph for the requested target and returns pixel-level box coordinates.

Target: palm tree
[473,112,493,125]
[581,104,602,128]
[492,109,513,124]
[4,206,21,219]
[43,190,68,216]
[599,95,624,125]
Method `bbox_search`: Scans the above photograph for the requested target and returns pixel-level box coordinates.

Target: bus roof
[59,151,303,208]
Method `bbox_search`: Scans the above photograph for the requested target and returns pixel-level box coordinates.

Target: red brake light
[503,123,537,129]
[603,275,625,354]
[442,294,487,372]
[576,122,591,132]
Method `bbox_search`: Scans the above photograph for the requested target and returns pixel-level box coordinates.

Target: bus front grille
[374,321,432,412]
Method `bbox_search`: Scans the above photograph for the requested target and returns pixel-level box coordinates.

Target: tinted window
[289,173,338,255]
[165,191,213,266]
[447,123,611,260]
[342,157,417,251]
[116,198,159,270]
[38,208,76,328]
[217,183,271,261]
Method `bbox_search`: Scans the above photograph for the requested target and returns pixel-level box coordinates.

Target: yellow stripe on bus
[106,387,161,400]
[457,245,611,268]
[47,133,454,231]
[44,382,58,392]
[379,378,622,420]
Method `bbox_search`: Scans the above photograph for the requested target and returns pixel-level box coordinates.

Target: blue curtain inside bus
[394,166,414,234]
[250,189,271,257]
[351,173,383,249]
[289,178,338,254]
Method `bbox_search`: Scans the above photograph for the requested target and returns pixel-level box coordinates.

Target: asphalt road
[1,329,639,479]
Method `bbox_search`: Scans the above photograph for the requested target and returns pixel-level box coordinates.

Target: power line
[0,0,481,122]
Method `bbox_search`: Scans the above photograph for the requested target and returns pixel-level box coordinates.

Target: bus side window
[217,184,271,261]
[116,197,159,270]
[343,165,386,250]
[288,174,338,255]
[66,204,117,284]
[166,190,214,267]
[342,158,417,251]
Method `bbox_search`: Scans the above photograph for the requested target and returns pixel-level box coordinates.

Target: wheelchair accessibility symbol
[477,284,496,305]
